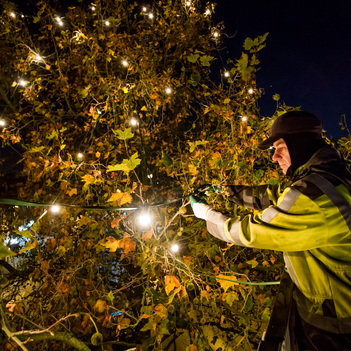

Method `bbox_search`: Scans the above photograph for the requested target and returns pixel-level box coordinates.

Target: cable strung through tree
[0,197,281,286]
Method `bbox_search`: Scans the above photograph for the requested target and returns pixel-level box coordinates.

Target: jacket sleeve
[199,186,330,252]
[227,183,280,211]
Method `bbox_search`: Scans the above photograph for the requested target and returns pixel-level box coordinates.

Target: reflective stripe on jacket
[214,145,351,334]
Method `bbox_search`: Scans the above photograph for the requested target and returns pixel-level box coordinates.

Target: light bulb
[165,87,172,94]
[77,153,83,158]
[205,9,211,15]
[130,118,138,126]
[185,1,191,6]
[19,79,27,87]
[242,116,247,122]
[224,71,229,77]
[139,214,151,226]
[10,12,15,18]
[0,120,5,127]
[148,13,153,19]
[51,205,60,213]
[142,7,147,12]
[213,31,219,38]
[171,244,179,252]
[36,55,42,61]
[105,20,110,26]
[248,88,254,94]
[147,174,153,179]
[122,60,128,67]
[91,6,95,11]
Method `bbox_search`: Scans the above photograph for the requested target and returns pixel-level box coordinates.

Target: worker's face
[272,139,291,174]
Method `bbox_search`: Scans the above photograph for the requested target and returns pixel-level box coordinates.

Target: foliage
[0,0,289,350]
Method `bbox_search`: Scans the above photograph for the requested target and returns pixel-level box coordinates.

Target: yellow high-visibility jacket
[208,145,351,334]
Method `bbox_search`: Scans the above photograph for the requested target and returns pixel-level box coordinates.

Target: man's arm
[227,183,280,211]
[193,185,329,252]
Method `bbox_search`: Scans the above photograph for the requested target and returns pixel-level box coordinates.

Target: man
[191,111,351,350]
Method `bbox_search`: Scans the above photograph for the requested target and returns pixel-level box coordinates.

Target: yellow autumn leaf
[224,98,230,104]
[188,164,197,175]
[99,237,120,252]
[93,299,108,313]
[96,151,101,158]
[247,126,252,134]
[111,218,121,228]
[118,233,136,254]
[122,87,129,93]
[164,275,181,295]
[19,239,38,254]
[141,230,153,240]
[141,105,147,111]
[108,192,132,205]
[216,274,239,292]
[67,188,77,197]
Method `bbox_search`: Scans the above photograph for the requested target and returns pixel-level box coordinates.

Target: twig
[12,313,79,336]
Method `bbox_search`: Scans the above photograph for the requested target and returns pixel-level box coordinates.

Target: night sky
[214,0,351,139]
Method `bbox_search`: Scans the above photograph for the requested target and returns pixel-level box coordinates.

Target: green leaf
[245,295,253,311]
[273,93,280,101]
[162,151,173,167]
[200,55,214,66]
[266,178,279,186]
[112,128,134,140]
[246,259,259,268]
[107,152,141,173]
[243,37,254,50]
[140,319,153,332]
[33,16,40,23]
[262,307,271,321]
[28,146,45,153]
[225,292,239,306]
[78,84,92,98]
[189,72,201,87]
[107,290,114,303]
[0,239,16,259]
[187,54,200,63]
[46,130,57,140]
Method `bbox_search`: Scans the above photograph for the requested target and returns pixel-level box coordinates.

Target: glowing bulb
[248,88,254,94]
[224,71,229,77]
[269,146,274,150]
[105,20,110,26]
[19,79,27,87]
[122,60,128,67]
[0,120,5,127]
[148,13,153,19]
[36,55,42,61]
[10,12,15,18]
[139,214,151,226]
[205,9,211,15]
[147,174,153,179]
[242,116,247,122]
[213,31,219,38]
[97,110,102,114]
[165,87,172,94]
[171,244,179,252]
[142,7,147,12]
[185,1,191,6]
[51,205,60,213]
[77,153,83,158]
[21,15,24,18]
[91,6,96,11]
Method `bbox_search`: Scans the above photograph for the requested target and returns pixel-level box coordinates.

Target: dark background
[9,0,351,139]
[214,0,351,139]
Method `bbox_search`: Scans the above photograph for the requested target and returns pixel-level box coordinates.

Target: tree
[0,0,286,350]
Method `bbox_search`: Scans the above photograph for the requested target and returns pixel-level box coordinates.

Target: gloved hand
[190,195,207,208]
